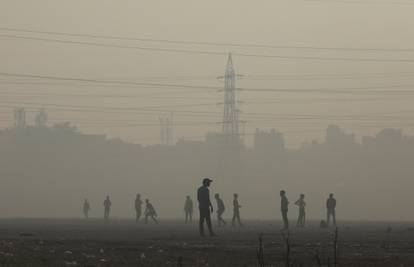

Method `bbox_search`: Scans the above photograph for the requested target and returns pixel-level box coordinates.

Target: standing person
[280,190,289,230]
[103,196,111,222]
[214,193,226,227]
[197,178,215,237]
[326,193,337,226]
[295,194,306,227]
[232,193,243,227]
[135,194,143,223]
[144,199,158,224]
[83,199,90,219]
[184,196,194,224]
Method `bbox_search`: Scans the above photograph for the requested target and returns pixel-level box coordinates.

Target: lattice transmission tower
[222,53,240,145]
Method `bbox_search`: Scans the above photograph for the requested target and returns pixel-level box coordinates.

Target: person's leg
[152,215,158,224]
[282,210,289,229]
[237,213,243,226]
[302,211,306,227]
[199,209,205,236]
[145,214,149,224]
[190,212,192,223]
[185,212,188,224]
[232,212,236,226]
[327,211,331,226]
[205,211,214,236]
[332,210,336,226]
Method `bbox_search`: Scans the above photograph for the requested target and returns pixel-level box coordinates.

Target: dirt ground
[0,219,413,266]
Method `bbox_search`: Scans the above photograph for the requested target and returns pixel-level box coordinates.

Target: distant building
[254,128,285,152]
[325,125,355,145]
[375,128,403,145]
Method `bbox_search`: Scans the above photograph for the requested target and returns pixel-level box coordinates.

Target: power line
[4,72,414,94]
[302,0,414,5]
[2,100,414,120]
[1,26,414,52]
[2,34,414,63]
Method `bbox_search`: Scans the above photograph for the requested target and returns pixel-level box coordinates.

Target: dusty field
[0,219,413,266]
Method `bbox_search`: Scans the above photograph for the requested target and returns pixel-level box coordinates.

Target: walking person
[280,190,289,230]
[83,199,90,219]
[184,196,194,224]
[326,193,337,227]
[295,194,306,227]
[197,178,215,237]
[215,193,226,227]
[103,196,111,222]
[135,194,143,223]
[144,199,158,224]
[232,193,243,227]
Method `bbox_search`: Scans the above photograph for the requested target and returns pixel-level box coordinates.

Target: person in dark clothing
[326,193,337,226]
[214,193,226,227]
[135,194,143,223]
[295,194,306,227]
[232,193,243,227]
[280,190,289,230]
[184,196,193,224]
[103,196,111,222]
[144,199,158,224]
[197,178,215,237]
[83,199,90,219]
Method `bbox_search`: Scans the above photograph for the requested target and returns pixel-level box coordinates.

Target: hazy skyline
[2,0,414,147]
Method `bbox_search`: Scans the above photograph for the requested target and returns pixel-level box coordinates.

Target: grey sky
[1,0,414,146]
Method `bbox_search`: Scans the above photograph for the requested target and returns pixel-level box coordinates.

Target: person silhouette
[144,199,158,224]
[103,196,111,222]
[280,190,289,230]
[232,193,243,227]
[197,178,215,237]
[184,196,194,224]
[295,194,306,227]
[326,193,337,226]
[214,193,226,227]
[135,194,143,223]
[83,199,90,219]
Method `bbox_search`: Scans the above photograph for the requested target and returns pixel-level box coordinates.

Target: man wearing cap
[197,178,216,237]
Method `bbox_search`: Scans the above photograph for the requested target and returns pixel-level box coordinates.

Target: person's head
[214,193,220,199]
[202,178,213,187]
[280,190,286,197]
[136,194,141,199]
[145,198,149,203]
[233,193,238,199]
[300,194,305,199]
[329,193,334,198]
[186,195,190,200]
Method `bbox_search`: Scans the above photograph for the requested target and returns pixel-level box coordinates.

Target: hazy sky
[2,0,414,146]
